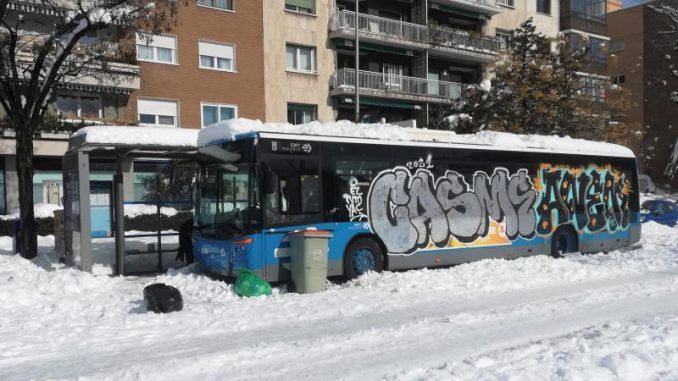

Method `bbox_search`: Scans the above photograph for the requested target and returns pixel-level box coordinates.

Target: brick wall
[127,1,266,129]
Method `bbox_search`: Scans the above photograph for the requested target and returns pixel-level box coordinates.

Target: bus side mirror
[262,164,275,194]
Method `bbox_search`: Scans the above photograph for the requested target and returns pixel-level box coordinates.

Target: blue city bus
[193,126,641,282]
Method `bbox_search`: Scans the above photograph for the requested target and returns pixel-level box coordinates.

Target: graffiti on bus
[535,164,631,235]
[367,163,632,254]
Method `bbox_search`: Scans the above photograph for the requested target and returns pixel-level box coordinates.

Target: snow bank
[72,125,199,148]
[388,315,678,381]
[199,118,635,157]
[0,203,62,220]
[0,222,676,380]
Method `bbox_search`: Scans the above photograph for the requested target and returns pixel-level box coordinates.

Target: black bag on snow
[143,283,183,313]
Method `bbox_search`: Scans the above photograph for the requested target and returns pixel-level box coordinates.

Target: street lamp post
[354,0,360,123]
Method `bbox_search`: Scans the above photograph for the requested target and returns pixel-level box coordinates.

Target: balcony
[14,51,140,94]
[331,68,463,104]
[330,10,504,63]
[429,0,503,16]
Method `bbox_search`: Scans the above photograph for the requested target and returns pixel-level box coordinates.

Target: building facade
[560,0,610,102]
[0,0,267,214]
[608,2,678,187]
[327,0,505,127]
[1,0,564,214]
[487,0,560,39]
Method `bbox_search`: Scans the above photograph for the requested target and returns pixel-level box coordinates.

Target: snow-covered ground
[1,222,677,380]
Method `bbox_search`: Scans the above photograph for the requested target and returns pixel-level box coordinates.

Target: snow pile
[199,118,634,157]
[123,204,180,218]
[387,315,678,381]
[0,223,676,380]
[198,118,411,146]
[448,129,634,157]
[0,203,63,220]
[72,125,199,148]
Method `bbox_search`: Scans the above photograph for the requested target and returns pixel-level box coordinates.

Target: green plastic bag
[234,269,272,297]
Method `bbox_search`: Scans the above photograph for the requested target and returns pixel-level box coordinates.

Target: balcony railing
[331,10,505,55]
[331,68,463,101]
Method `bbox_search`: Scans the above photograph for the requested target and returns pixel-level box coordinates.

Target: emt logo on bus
[366,163,632,255]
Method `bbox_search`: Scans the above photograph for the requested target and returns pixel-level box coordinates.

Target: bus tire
[550,226,578,258]
[343,237,384,280]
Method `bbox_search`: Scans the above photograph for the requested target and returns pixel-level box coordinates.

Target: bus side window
[275,159,320,215]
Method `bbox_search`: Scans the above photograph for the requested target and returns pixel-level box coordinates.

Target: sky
[623,0,649,6]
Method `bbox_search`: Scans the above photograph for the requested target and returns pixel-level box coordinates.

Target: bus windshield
[196,163,260,239]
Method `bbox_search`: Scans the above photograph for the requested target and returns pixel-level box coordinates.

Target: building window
[572,35,607,64]
[56,93,101,119]
[286,44,316,73]
[613,75,625,85]
[497,0,514,7]
[537,0,551,14]
[197,0,234,11]
[578,77,606,102]
[138,99,178,127]
[285,0,315,14]
[136,33,177,64]
[609,39,625,53]
[201,103,237,127]
[495,29,513,49]
[571,0,606,23]
[287,103,316,124]
[33,171,63,206]
[198,41,235,71]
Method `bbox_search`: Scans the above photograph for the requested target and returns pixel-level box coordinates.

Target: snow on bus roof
[198,119,635,158]
[71,125,199,148]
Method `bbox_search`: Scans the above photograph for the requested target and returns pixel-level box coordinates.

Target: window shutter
[138,99,177,117]
[199,42,234,60]
[136,33,176,50]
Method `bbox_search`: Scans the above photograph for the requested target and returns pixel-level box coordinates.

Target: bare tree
[0,0,182,259]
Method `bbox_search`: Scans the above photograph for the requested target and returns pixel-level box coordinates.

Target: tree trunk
[15,126,38,259]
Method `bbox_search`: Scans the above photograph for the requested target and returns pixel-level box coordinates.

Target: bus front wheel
[550,227,578,258]
[343,238,384,280]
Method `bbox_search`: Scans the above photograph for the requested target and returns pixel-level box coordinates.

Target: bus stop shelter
[63,126,199,276]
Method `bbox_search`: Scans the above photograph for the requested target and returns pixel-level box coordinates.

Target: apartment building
[325,0,505,126]
[0,0,564,213]
[608,2,678,187]
[487,0,560,39]
[0,0,266,213]
[263,0,335,123]
[560,0,610,101]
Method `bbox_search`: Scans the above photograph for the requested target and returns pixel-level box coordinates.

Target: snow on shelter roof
[70,125,199,150]
[198,119,635,158]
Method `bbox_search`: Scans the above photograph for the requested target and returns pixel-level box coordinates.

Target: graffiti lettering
[368,167,536,254]
[406,155,434,170]
[368,163,632,255]
[343,177,368,222]
[536,165,631,234]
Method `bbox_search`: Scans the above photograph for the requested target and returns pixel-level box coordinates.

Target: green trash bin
[288,230,333,294]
